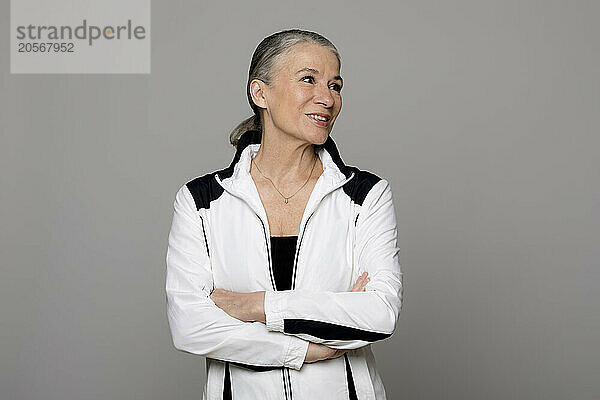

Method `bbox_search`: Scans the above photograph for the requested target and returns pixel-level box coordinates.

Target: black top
[270,235,297,291]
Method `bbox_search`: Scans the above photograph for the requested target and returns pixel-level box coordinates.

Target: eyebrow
[296,68,343,84]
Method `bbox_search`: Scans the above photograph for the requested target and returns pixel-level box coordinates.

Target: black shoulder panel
[185,130,262,211]
[320,134,382,206]
[185,172,224,211]
[342,167,382,206]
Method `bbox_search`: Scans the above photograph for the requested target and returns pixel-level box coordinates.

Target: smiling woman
[229,31,343,148]
[166,29,403,400]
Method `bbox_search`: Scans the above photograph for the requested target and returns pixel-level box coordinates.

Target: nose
[314,83,335,108]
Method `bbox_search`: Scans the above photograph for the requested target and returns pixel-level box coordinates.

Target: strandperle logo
[15,19,147,46]
[11,0,150,74]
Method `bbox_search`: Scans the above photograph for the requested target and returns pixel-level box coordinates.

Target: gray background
[1,1,598,399]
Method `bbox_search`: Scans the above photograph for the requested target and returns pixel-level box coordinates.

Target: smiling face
[251,42,343,145]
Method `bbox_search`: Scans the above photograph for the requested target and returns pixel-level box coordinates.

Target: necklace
[251,153,318,204]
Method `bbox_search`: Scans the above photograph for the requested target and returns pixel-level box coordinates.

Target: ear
[250,79,267,109]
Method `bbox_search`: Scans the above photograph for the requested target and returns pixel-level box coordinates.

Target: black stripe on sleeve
[228,361,281,372]
[283,319,392,342]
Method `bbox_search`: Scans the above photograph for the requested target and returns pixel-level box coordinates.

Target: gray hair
[229,29,341,147]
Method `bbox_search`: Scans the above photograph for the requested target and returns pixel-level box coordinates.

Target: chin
[305,126,332,144]
[318,132,331,145]
[296,121,333,145]
[308,130,330,146]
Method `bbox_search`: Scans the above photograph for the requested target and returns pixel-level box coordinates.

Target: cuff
[264,290,287,332]
[283,335,309,370]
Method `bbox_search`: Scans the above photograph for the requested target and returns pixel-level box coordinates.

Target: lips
[306,113,331,121]
[306,113,330,127]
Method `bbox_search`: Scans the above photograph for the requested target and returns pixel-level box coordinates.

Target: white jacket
[166,129,403,400]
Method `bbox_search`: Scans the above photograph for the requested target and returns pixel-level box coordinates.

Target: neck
[251,127,322,185]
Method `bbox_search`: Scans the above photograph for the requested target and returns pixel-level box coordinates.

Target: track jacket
[166,129,403,399]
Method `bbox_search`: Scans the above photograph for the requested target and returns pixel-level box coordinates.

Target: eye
[330,83,342,93]
[301,75,342,93]
[301,75,315,84]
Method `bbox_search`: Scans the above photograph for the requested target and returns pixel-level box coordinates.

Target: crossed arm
[209,272,371,325]
[209,273,371,363]
[166,179,402,370]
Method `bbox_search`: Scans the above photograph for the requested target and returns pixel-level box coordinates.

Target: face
[251,42,343,145]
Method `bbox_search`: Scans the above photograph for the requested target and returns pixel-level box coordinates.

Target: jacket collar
[216,129,354,191]
[215,129,355,220]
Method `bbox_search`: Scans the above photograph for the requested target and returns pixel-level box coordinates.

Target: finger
[351,272,368,291]
[356,272,368,288]
[361,277,370,291]
[356,272,367,286]
[351,277,364,291]
[357,276,370,292]
[362,278,371,290]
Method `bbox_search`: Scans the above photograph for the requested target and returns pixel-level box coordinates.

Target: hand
[304,342,347,363]
[209,289,265,323]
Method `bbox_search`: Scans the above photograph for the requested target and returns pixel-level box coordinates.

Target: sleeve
[263,178,403,350]
[165,184,310,370]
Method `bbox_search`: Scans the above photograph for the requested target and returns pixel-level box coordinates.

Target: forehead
[276,42,340,75]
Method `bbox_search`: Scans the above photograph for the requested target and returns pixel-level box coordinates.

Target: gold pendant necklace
[252,154,318,205]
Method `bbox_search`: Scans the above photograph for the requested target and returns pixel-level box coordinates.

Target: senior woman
[166,29,403,400]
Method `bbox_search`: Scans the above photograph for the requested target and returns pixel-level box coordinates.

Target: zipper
[284,171,354,400]
[214,175,278,291]
[291,172,355,289]
[291,212,314,290]
[255,213,277,291]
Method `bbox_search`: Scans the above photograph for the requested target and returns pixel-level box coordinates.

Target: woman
[166,29,403,400]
